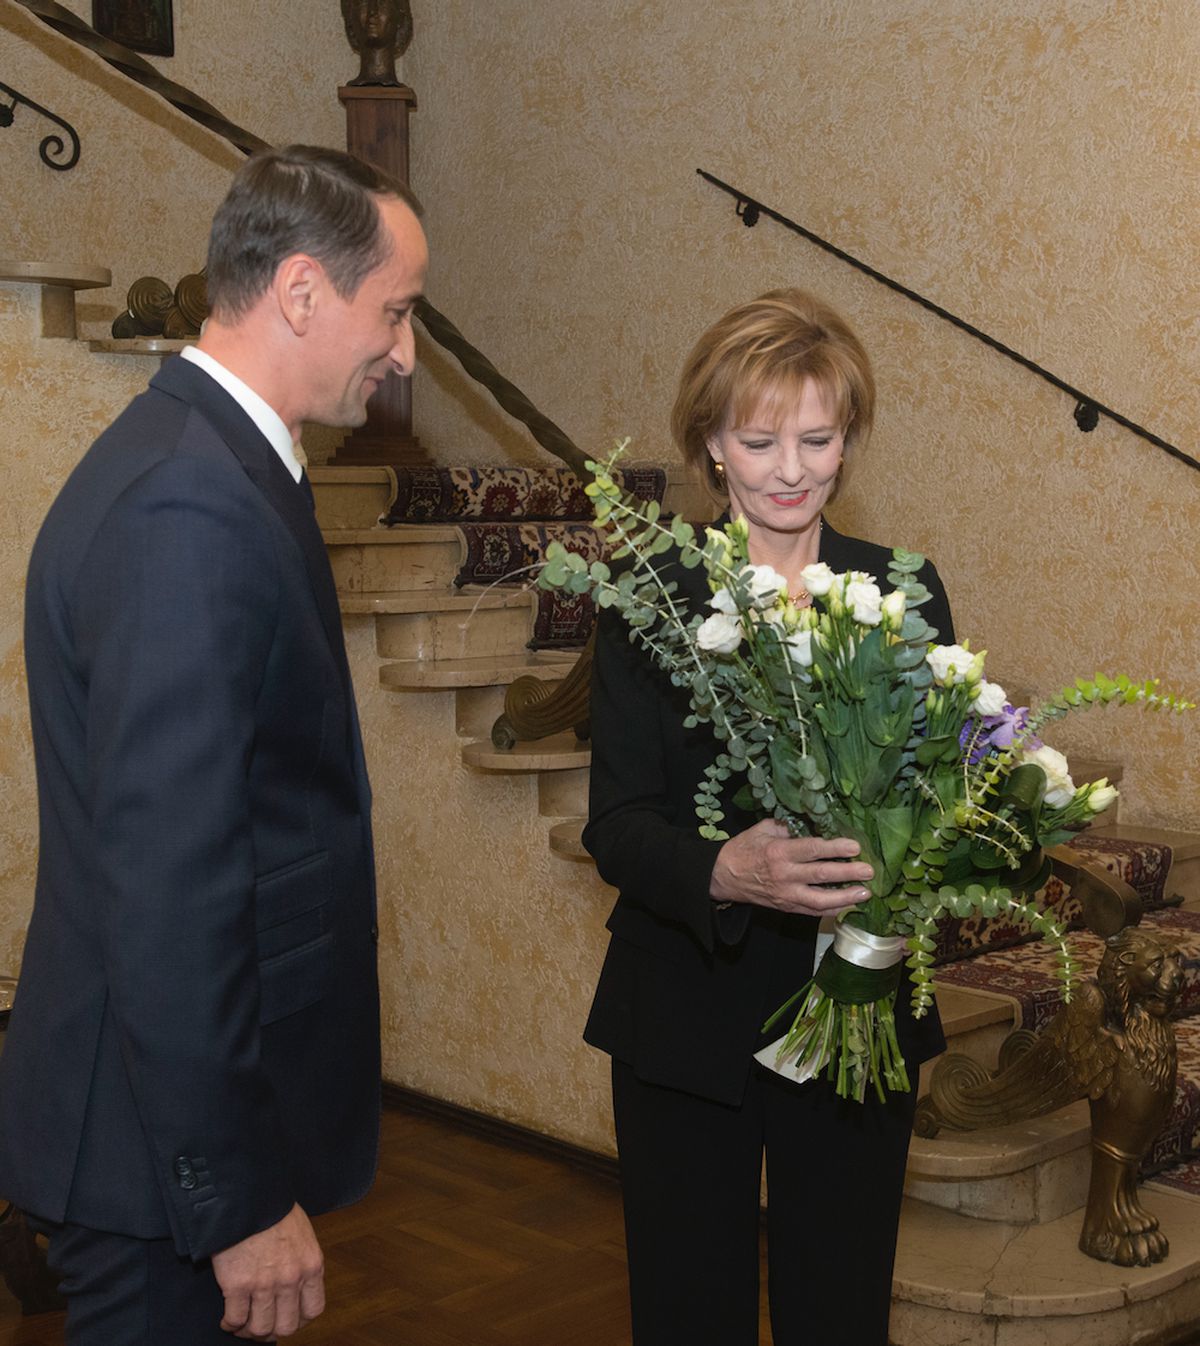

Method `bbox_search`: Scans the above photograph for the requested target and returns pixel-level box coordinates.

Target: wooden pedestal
[331,84,427,467]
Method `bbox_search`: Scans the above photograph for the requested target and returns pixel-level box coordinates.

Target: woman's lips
[768,490,809,507]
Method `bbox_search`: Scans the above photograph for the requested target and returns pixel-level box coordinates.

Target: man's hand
[212,1203,325,1339]
[710,820,873,916]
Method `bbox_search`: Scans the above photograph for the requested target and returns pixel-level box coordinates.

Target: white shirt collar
[180,346,303,483]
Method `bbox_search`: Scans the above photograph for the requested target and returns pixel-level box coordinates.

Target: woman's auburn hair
[670,288,876,495]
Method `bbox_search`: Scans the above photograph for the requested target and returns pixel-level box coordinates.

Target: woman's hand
[709,819,873,916]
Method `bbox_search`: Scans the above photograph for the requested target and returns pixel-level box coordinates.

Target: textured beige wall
[404,0,1199,835]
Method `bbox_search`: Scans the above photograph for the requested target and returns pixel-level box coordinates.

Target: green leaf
[768,736,813,813]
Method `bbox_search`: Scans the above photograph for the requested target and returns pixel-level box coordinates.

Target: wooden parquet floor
[0,1103,776,1345]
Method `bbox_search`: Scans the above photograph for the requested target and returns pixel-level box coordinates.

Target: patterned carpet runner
[381,466,668,649]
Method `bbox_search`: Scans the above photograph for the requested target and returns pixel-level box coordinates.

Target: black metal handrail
[698,168,1196,476]
[12,0,587,478]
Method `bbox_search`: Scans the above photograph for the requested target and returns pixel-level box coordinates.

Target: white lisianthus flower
[799,562,836,597]
[696,612,743,654]
[785,629,815,668]
[881,590,907,631]
[743,564,788,609]
[844,579,883,626]
[1023,744,1075,808]
[710,587,738,615]
[926,643,975,685]
[1083,778,1119,815]
[973,680,1008,716]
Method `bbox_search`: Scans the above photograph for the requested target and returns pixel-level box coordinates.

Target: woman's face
[707,380,845,540]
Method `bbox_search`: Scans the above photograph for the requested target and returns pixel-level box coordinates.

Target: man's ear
[274,254,323,336]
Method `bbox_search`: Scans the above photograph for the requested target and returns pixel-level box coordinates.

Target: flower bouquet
[539,444,1192,1102]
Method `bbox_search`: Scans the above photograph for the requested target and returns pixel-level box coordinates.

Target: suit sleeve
[582,603,747,954]
[73,455,294,1261]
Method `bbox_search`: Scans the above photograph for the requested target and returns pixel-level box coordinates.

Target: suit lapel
[150,357,351,688]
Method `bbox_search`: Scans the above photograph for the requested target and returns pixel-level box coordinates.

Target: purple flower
[960,704,1040,762]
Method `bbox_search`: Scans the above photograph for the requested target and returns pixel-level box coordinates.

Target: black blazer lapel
[150,357,351,688]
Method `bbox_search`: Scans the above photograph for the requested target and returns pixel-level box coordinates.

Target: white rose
[881,589,907,630]
[1023,744,1075,808]
[710,587,738,615]
[1084,778,1119,815]
[696,612,743,654]
[844,579,883,626]
[743,564,788,609]
[926,643,974,685]
[973,680,1008,716]
[785,629,815,668]
[799,562,836,597]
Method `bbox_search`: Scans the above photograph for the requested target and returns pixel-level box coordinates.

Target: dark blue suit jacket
[583,520,953,1105]
[0,357,380,1260]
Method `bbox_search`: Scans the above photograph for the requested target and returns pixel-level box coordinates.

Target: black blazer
[583,519,954,1105]
[0,357,380,1260]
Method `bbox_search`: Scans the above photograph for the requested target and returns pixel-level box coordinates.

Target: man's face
[306,196,427,429]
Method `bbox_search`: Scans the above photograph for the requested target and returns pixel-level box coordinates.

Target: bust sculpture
[341,0,413,87]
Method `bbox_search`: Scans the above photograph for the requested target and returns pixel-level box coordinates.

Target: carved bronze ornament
[112,271,208,340]
[916,900,1183,1268]
[341,0,412,87]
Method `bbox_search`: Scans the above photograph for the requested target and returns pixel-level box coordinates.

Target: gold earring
[712,460,726,480]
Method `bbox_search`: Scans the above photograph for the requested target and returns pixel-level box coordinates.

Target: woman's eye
[741,440,772,451]
[803,438,834,449]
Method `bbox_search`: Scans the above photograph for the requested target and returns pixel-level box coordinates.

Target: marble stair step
[549,818,590,860]
[0,259,111,339]
[891,1186,1200,1346]
[310,466,397,530]
[461,735,591,823]
[379,650,574,692]
[347,587,537,662]
[906,1100,1092,1226]
[325,526,465,594]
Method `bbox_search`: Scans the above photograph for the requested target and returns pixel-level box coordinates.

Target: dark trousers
[28,1216,254,1346]
[611,1059,917,1346]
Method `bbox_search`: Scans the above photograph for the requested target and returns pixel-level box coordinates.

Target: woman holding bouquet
[583,289,954,1345]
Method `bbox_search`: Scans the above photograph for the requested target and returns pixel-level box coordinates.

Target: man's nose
[390,322,415,378]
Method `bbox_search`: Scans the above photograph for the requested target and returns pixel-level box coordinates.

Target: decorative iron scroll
[0,80,80,170]
[697,168,1196,475]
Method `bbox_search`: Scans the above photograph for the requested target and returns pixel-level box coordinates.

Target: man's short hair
[205,144,423,320]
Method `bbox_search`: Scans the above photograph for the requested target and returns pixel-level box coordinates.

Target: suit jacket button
[174,1156,196,1189]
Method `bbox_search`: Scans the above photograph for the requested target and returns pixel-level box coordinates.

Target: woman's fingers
[710,820,875,913]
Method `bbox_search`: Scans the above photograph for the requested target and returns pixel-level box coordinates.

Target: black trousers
[611,1058,917,1346]
[28,1216,259,1346]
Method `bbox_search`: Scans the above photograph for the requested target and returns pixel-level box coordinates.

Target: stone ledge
[462,731,590,772]
[380,651,572,691]
[0,260,111,289]
[893,1188,1200,1343]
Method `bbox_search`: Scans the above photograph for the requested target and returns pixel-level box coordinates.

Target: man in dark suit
[0,145,427,1343]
